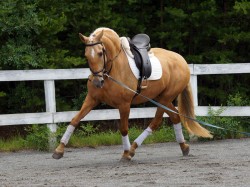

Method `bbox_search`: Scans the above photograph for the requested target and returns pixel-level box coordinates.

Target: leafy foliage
[25,124,49,151]
[227,92,250,132]
[198,93,250,140]
[198,106,240,140]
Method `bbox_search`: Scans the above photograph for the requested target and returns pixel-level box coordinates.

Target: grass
[0,136,27,152]
[69,131,121,148]
[2,118,248,152]
[0,125,178,152]
[68,126,177,148]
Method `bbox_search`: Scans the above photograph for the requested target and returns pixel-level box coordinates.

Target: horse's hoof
[52,151,64,159]
[120,155,131,162]
[182,144,190,156]
[120,150,132,161]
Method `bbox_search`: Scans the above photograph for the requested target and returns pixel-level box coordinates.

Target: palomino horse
[52,27,212,160]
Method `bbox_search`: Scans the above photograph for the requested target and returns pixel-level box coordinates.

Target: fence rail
[0,63,250,128]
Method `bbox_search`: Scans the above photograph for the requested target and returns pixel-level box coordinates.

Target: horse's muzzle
[92,76,104,88]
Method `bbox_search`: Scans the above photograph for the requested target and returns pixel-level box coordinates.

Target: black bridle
[85,41,121,78]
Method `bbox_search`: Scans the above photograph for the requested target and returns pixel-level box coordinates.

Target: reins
[104,73,250,137]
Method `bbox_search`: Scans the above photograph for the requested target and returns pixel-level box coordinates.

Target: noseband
[85,41,121,78]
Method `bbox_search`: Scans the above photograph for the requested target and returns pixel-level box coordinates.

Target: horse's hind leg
[129,103,190,158]
[129,107,164,158]
[164,103,190,156]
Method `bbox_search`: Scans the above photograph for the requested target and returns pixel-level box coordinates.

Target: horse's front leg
[52,95,99,159]
[129,107,164,158]
[118,104,132,161]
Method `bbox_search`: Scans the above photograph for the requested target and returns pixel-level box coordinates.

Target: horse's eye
[98,52,103,57]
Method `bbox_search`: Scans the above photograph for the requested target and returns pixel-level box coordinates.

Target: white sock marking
[60,125,75,145]
[122,135,131,150]
[134,127,152,146]
[174,123,185,143]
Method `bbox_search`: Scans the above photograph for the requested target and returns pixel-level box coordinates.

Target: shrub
[198,92,250,140]
[25,124,49,151]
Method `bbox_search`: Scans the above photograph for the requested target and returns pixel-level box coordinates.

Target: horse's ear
[95,30,104,41]
[79,33,88,44]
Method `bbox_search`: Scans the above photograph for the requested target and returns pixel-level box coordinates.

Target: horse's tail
[178,83,213,138]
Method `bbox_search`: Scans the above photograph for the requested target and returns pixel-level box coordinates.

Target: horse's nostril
[100,79,105,88]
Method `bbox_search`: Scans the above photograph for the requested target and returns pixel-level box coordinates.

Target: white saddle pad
[120,37,162,80]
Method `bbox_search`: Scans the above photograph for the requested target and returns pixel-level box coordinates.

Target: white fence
[0,63,250,132]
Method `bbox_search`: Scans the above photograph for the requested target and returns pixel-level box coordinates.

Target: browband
[85,41,103,47]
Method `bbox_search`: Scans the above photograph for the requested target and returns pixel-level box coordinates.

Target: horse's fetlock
[55,143,65,153]
[121,150,132,161]
[180,143,190,156]
[129,142,138,158]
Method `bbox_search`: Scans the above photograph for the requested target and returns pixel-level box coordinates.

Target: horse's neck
[105,40,120,59]
[110,49,132,80]
[105,41,123,72]
[104,38,132,79]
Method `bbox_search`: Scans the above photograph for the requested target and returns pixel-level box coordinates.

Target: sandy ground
[0,138,250,187]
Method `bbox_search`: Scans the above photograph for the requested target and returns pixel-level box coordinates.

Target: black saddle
[128,34,152,79]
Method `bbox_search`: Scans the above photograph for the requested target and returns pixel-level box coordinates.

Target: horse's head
[79,28,121,88]
[79,30,106,88]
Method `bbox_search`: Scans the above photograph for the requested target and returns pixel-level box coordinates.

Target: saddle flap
[131,34,150,50]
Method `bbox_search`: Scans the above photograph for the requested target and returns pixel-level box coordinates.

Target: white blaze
[90,48,95,58]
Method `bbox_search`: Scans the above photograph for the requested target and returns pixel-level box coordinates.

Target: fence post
[44,80,57,151]
[190,75,198,106]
